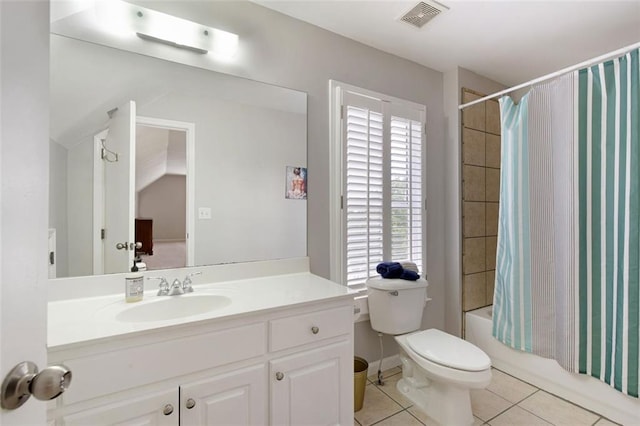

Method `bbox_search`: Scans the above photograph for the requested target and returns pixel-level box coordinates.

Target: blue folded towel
[376,261,403,278]
[400,269,420,281]
[376,262,421,280]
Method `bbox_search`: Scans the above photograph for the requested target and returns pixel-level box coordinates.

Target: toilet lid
[406,329,491,372]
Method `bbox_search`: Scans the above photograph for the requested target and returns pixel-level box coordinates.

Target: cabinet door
[61,389,177,426]
[180,364,267,426]
[271,340,352,426]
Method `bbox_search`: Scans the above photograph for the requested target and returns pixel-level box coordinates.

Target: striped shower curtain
[577,49,639,397]
[493,74,576,370]
[492,48,639,397]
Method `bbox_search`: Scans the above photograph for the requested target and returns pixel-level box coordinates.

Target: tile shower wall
[461,88,501,312]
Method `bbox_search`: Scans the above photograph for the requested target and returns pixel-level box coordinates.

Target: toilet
[366,276,491,426]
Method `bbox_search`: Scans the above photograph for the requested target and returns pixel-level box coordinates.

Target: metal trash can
[354,356,368,412]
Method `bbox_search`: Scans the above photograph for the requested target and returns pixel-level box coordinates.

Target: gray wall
[139,93,307,266]
[49,133,95,278]
[49,139,68,277]
[138,174,186,241]
[443,67,506,336]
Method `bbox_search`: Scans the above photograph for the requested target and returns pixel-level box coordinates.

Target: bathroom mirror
[49,34,307,278]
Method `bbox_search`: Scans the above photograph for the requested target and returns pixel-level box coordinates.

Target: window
[330,82,425,287]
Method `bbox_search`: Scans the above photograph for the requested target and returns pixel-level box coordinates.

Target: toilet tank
[366,277,429,335]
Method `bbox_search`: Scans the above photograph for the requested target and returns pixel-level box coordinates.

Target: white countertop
[48,272,354,349]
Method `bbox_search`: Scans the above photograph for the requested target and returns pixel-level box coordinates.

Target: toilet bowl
[366,277,492,426]
[395,329,491,425]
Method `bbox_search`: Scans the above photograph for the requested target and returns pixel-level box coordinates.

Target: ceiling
[253,0,640,86]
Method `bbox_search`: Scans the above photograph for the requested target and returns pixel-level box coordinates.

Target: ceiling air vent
[399,1,449,29]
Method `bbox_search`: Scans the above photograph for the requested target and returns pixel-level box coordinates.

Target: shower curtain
[577,48,639,397]
[492,48,639,397]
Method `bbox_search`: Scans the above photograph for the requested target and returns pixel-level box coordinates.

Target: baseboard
[366,354,402,378]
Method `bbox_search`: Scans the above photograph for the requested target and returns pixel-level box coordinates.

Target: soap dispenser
[125,260,144,303]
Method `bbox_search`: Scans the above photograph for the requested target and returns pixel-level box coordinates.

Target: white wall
[138,175,186,241]
[443,67,506,336]
[49,139,68,277]
[66,136,93,277]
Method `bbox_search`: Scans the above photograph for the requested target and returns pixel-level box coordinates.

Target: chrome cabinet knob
[275,372,284,381]
[186,398,196,409]
[163,404,174,415]
[311,326,319,334]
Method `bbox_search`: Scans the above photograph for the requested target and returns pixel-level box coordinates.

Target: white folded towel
[399,261,419,274]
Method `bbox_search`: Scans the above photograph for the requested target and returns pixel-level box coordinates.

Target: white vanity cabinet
[61,389,178,425]
[269,305,354,425]
[180,364,267,425]
[271,341,351,425]
[47,297,354,426]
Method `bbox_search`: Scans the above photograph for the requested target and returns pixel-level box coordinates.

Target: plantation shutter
[343,92,385,287]
[341,91,425,287]
[390,112,423,274]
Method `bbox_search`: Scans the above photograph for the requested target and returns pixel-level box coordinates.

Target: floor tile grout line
[484,373,599,425]
[355,379,405,426]
[591,416,622,426]
[367,407,406,426]
[518,388,613,424]
[482,389,548,425]
[512,390,583,426]
[491,366,540,389]
[491,367,614,423]
[363,367,615,426]
[481,399,517,425]
[404,407,427,425]
[373,382,413,409]
[514,405,560,425]
[485,385,539,406]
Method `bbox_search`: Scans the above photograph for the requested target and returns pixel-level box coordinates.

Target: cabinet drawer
[61,388,177,426]
[269,306,352,352]
[62,322,266,405]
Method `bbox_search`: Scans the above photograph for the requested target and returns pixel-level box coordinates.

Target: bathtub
[465,306,639,426]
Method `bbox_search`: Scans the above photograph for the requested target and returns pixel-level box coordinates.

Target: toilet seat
[406,329,491,372]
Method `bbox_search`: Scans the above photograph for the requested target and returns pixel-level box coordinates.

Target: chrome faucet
[182,272,202,293]
[148,272,202,296]
[148,277,170,296]
[168,279,185,296]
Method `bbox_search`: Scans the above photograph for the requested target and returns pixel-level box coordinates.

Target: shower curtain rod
[458,41,640,110]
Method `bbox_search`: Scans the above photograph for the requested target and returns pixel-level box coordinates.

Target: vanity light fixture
[95,0,239,58]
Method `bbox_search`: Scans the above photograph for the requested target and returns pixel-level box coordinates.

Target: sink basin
[116,295,231,323]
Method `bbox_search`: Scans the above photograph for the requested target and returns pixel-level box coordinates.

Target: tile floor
[354,366,619,426]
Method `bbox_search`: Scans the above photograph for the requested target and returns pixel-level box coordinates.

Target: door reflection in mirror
[134,124,188,271]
